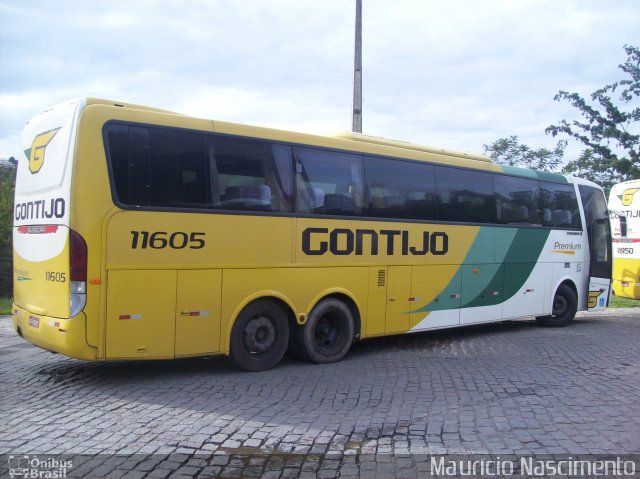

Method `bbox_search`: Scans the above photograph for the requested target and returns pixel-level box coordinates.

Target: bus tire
[288,327,308,361]
[536,284,578,327]
[229,300,289,372]
[294,298,354,364]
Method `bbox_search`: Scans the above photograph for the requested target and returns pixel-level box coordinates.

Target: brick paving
[1,310,639,477]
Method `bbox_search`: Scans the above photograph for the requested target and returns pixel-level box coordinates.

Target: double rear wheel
[229,300,289,372]
[291,298,355,364]
[229,297,356,371]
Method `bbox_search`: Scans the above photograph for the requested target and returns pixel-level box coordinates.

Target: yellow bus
[12,98,612,371]
[609,179,640,300]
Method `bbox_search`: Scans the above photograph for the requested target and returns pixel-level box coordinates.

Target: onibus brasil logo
[25,128,60,174]
[8,455,73,478]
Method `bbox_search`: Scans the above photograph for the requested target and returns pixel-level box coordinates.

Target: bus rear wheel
[229,300,289,372]
[536,284,577,327]
[293,298,355,364]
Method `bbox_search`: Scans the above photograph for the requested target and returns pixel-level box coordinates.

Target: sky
[1,0,639,163]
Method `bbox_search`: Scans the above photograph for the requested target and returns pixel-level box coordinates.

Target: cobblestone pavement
[1,310,639,478]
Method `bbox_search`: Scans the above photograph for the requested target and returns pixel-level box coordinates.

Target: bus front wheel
[293,298,355,364]
[536,284,577,327]
[229,300,289,371]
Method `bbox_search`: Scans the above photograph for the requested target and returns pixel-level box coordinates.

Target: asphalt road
[1,310,639,478]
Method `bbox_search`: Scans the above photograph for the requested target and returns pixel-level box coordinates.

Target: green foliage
[547,44,640,184]
[0,165,16,248]
[609,295,640,308]
[0,297,12,315]
[483,135,565,171]
[561,149,618,194]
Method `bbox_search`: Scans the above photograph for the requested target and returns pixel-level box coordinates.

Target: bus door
[579,185,612,311]
[365,266,413,335]
[385,266,412,334]
[586,218,612,310]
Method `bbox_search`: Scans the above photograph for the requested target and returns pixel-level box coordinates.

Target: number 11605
[130,231,206,249]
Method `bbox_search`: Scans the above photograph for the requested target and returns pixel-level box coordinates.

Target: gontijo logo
[588,290,607,309]
[302,227,449,256]
[25,128,60,174]
[619,187,640,207]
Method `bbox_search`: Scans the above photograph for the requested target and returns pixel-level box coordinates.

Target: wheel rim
[314,313,344,354]
[552,294,568,317]
[243,315,276,354]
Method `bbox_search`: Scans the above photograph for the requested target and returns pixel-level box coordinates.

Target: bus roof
[86,97,181,115]
[333,132,491,162]
[81,98,569,178]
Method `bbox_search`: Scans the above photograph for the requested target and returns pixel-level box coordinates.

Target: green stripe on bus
[412,227,550,312]
[462,228,550,308]
[500,228,550,300]
[500,165,568,183]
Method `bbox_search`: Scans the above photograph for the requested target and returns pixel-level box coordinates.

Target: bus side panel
[459,263,504,325]
[175,269,222,356]
[104,268,223,359]
[365,266,388,336]
[409,265,462,330]
[384,266,412,334]
[105,210,294,358]
[501,262,550,318]
[106,212,293,268]
[105,270,176,359]
[612,256,640,299]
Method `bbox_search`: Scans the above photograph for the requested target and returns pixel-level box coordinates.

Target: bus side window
[105,125,294,213]
[435,166,496,224]
[363,156,436,220]
[211,137,291,213]
[494,176,540,225]
[148,128,208,208]
[294,147,364,216]
[540,182,582,229]
[106,124,132,204]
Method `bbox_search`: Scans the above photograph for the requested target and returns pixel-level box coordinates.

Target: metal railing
[0,246,12,298]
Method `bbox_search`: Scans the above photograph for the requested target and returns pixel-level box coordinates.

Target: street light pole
[352,0,363,133]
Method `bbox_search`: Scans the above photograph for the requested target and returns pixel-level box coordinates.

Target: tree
[547,44,640,183]
[0,162,16,247]
[561,149,618,193]
[483,135,565,171]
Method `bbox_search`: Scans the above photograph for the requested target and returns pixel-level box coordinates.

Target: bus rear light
[69,230,87,317]
[70,230,88,282]
[70,281,86,294]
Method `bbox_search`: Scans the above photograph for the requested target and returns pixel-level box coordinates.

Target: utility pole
[352,0,363,133]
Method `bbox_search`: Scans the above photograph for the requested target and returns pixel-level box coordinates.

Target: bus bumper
[612,279,640,301]
[12,305,97,360]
